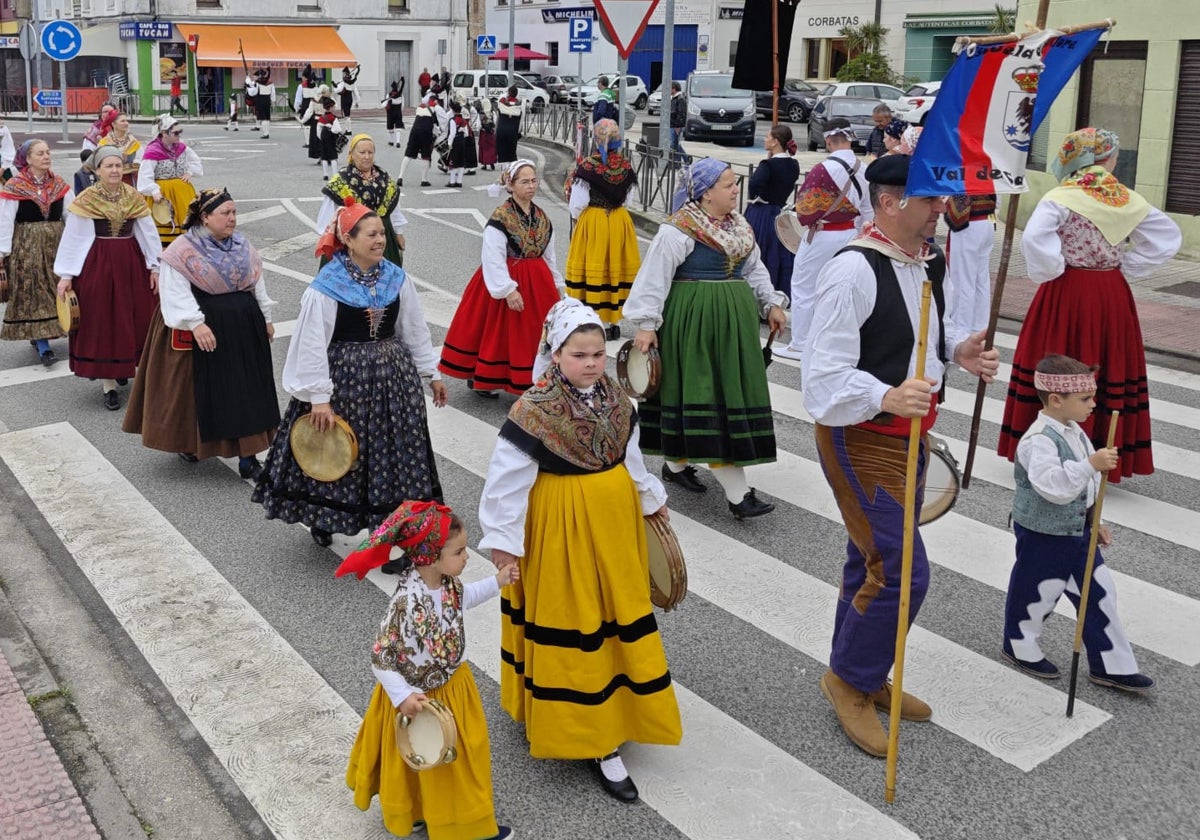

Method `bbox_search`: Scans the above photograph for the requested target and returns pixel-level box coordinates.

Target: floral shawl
[371,567,465,692]
[486,198,552,258]
[159,228,261,295]
[573,151,636,207]
[501,370,634,472]
[1044,165,1150,246]
[312,252,405,308]
[668,201,756,262]
[0,169,70,218]
[323,165,400,219]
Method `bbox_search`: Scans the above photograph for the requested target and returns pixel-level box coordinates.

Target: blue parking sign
[568,17,593,53]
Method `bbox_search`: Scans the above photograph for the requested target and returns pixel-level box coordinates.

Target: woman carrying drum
[137,115,202,247]
[0,140,72,367]
[123,187,279,480]
[317,134,406,268]
[623,157,788,520]
[479,298,681,804]
[53,146,161,411]
[252,199,446,548]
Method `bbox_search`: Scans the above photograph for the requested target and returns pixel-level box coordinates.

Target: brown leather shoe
[870,682,932,722]
[820,669,888,757]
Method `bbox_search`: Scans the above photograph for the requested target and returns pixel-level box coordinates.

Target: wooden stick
[954,18,1115,47]
[884,279,933,804]
[771,0,779,126]
[1067,411,1120,717]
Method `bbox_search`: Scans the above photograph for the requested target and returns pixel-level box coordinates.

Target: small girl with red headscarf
[339,500,517,840]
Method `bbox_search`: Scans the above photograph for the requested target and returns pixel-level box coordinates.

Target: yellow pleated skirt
[564,206,641,324]
[148,178,196,246]
[500,466,683,759]
[346,665,499,840]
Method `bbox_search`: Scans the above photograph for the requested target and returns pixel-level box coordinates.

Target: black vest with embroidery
[331,297,399,343]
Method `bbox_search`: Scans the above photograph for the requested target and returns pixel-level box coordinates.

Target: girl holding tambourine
[337,500,516,840]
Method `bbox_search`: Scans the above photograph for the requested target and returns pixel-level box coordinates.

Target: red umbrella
[488,46,552,61]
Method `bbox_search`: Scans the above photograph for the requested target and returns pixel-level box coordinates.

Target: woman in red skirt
[439,159,564,396]
[998,128,1181,481]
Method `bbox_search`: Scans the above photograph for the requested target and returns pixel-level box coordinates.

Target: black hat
[865,153,909,186]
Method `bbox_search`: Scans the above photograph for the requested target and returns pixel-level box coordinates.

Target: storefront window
[829,39,849,78]
[805,39,820,79]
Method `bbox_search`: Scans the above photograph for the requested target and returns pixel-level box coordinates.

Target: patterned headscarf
[13,139,42,173]
[670,157,730,213]
[897,125,923,156]
[335,500,457,579]
[314,195,374,258]
[1052,127,1119,182]
[533,298,603,380]
[88,145,123,171]
[593,118,622,165]
[884,118,909,140]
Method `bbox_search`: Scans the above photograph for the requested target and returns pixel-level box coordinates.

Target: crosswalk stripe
[0,423,393,840]
[415,398,1112,771]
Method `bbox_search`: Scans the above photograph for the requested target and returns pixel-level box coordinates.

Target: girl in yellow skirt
[136,115,202,247]
[337,500,518,840]
[564,119,640,341]
[479,298,682,803]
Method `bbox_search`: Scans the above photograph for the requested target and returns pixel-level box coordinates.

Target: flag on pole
[731,0,800,93]
[906,26,1107,197]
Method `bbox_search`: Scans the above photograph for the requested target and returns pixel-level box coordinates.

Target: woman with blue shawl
[564,118,639,340]
[253,198,446,547]
[623,158,788,520]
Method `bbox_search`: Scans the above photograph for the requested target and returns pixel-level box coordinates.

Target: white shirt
[281,279,440,405]
[0,189,75,255]
[136,146,204,201]
[333,80,359,107]
[53,210,161,279]
[622,224,787,330]
[1016,412,1099,508]
[0,125,15,172]
[158,262,275,331]
[479,225,565,298]
[801,248,972,427]
[478,421,667,557]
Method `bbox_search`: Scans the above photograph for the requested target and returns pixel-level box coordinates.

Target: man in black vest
[801,153,998,757]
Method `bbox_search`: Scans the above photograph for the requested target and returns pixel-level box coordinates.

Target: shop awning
[175,24,355,69]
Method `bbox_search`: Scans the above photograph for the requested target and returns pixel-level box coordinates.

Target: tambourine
[775,212,803,254]
[645,510,686,611]
[289,412,359,482]
[615,340,661,401]
[150,197,175,229]
[395,697,458,771]
[56,290,80,333]
[919,434,961,525]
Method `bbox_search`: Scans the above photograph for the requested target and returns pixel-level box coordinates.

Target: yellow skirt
[148,178,197,246]
[500,466,683,759]
[564,206,641,325]
[346,665,499,840]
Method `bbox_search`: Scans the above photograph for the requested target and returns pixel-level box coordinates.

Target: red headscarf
[335,500,456,579]
[99,108,120,138]
[313,196,374,259]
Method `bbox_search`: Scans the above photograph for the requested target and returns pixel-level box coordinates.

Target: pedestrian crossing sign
[476,34,497,56]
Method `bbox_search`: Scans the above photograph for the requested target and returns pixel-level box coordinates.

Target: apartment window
[804,39,820,79]
[196,0,222,7]
[388,0,408,11]
[1167,41,1200,213]
[729,41,737,68]
[546,41,559,65]
[1076,41,1146,188]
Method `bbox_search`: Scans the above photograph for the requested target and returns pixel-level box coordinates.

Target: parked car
[815,81,905,106]
[565,74,650,109]
[543,74,584,104]
[647,80,684,116]
[754,78,820,122]
[450,70,550,111]
[522,72,545,87]
[806,96,882,152]
[683,70,756,146]
[893,80,943,125]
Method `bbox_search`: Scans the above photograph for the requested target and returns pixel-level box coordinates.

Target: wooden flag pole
[771,0,780,125]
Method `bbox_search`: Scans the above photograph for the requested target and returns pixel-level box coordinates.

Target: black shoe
[40,350,57,367]
[605,324,622,341]
[1089,671,1154,693]
[420,181,432,187]
[661,463,706,493]
[588,755,638,803]
[103,390,120,411]
[397,177,403,186]
[238,458,263,480]
[310,527,333,547]
[468,379,500,399]
[115,378,128,386]
[1000,647,1060,680]
[178,452,199,463]
[728,488,774,520]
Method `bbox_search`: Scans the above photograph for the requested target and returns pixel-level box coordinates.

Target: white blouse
[567,179,637,220]
[1020,199,1181,284]
[315,196,407,236]
[53,211,161,279]
[281,279,440,405]
[0,189,75,256]
[136,147,204,201]
[158,262,275,331]
[801,249,972,428]
[1016,413,1100,508]
[622,224,787,330]
[478,420,668,557]
[480,225,566,299]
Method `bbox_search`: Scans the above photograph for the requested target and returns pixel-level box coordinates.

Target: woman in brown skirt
[0,139,71,366]
[123,187,279,478]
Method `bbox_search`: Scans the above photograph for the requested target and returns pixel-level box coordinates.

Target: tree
[840,22,889,57]
[989,4,1017,34]
[836,22,899,84]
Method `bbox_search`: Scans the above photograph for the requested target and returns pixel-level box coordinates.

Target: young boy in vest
[1001,354,1153,693]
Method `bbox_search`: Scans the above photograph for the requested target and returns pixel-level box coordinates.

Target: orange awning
[176,24,355,70]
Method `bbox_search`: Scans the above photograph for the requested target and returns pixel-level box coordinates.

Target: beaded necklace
[346,258,387,339]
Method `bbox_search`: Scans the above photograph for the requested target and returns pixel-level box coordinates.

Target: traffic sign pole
[507,0,515,88]
[40,20,83,143]
[60,56,68,142]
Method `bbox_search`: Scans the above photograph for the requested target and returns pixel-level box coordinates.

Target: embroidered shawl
[669,202,756,262]
[323,165,401,219]
[371,567,466,692]
[573,152,636,206]
[160,229,261,295]
[1044,165,1150,246]
[0,169,70,218]
[312,252,405,308]
[486,198,553,258]
[98,132,141,170]
[68,183,150,236]
[141,136,188,162]
[502,371,634,472]
[795,158,861,226]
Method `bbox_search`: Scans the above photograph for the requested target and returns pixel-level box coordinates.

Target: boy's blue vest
[1011,425,1091,537]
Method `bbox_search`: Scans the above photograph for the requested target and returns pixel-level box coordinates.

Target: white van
[449,70,549,111]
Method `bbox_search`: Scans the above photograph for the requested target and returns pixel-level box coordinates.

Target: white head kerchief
[533,298,602,380]
[155,114,179,136]
[487,158,538,198]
